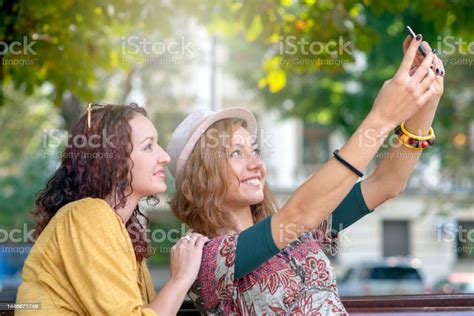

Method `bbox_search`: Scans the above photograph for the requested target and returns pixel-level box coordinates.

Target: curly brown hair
[33,103,152,262]
[169,118,277,237]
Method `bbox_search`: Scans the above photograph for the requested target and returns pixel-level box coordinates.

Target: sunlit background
[1,0,473,301]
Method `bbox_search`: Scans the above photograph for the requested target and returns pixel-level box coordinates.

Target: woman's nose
[158,147,171,165]
[247,154,263,170]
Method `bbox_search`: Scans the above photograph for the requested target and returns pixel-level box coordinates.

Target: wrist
[168,275,193,292]
[427,96,441,109]
[403,100,438,136]
[363,111,394,140]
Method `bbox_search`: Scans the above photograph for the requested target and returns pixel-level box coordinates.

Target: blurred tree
[1,0,472,133]
[0,87,61,229]
[0,0,180,104]
[148,213,183,265]
[186,0,473,92]
[184,0,474,182]
[0,1,197,234]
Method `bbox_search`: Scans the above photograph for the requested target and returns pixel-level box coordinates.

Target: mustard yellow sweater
[16,198,157,315]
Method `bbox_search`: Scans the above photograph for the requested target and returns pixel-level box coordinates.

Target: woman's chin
[146,183,167,196]
[247,194,265,205]
[156,183,167,194]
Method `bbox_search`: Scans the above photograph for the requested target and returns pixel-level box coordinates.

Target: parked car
[337,258,425,296]
[432,273,474,294]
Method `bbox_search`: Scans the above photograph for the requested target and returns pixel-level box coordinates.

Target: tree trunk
[60,91,82,131]
[1,0,21,107]
[121,67,136,104]
[0,55,3,106]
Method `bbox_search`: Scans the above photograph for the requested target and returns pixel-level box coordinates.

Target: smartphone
[405,25,427,57]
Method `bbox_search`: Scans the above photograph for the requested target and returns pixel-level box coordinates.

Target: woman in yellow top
[16,103,208,315]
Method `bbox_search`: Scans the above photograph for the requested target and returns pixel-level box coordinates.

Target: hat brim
[175,108,258,180]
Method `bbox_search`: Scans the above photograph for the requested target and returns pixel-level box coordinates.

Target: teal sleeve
[234,181,373,280]
[235,215,279,280]
[331,181,373,235]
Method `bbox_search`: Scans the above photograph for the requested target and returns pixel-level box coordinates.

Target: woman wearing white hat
[167,36,444,314]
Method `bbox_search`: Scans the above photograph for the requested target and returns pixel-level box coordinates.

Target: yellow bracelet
[400,121,435,141]
[397,135,425,150]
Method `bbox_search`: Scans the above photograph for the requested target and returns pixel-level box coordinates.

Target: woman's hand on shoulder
[169,232,209,288]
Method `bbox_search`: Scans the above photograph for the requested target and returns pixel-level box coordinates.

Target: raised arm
[360,39,444,210]
[272,35,437,249]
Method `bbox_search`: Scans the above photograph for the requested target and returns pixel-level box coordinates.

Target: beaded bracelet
[394,121,436,150]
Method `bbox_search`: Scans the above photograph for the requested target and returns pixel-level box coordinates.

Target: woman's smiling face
[224,125,266,208]
[128,113,171,198]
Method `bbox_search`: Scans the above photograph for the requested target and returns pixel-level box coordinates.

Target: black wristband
[333,149,364,178]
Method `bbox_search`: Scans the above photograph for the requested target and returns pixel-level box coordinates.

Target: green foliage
[196,0,474,175]
[198,0,473,118]
[0,88,61,229]
[148,214,184,265]
[0,0,177,105]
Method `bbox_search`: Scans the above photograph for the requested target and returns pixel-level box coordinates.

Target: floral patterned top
[189,217,348,315]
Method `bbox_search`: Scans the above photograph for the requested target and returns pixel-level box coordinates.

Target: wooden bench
[2,294,474,315]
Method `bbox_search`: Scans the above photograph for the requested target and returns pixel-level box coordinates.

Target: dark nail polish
[435,68,440,74]
[432,48,436,54]
[416,34,422,41]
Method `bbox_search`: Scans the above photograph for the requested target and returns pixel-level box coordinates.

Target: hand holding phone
[404,25,445,76]
[405,25,428,57]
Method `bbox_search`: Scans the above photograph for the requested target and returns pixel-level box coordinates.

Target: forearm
[372,97,440,195]
[273,34,441,247]
[147,277,190,315]
[273,112,392,247]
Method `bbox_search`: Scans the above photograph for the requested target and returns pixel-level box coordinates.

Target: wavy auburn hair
[169,118,277,237]
[33,103,152,262]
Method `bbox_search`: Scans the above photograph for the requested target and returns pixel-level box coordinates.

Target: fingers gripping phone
[405,25,427,57]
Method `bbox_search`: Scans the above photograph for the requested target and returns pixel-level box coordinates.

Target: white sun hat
[166,107,258,181]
